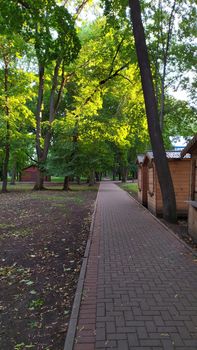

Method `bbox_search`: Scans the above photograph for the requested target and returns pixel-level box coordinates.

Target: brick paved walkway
[70,182,197,350]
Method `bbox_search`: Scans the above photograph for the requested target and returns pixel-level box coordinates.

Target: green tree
[128,0,177,222]
[0,0,81,190]
[0,34,35,192]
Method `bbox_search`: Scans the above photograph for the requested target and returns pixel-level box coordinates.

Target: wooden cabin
[136,154,147,206]
[143,151,191,217]
[181,135,197,241]
[20,165,51,182]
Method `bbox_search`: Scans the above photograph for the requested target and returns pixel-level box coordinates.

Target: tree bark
[95,172,100,182]
[76,176,81,185]
[42,59,62,162]
[34,168,45,190]
[159,0,176,130]
[35,64,44,161]
[89,170,95,186]
[128,0,177,223]
[2,123,10,193]
[121,167,128,183]
[34,60,62,190]
[10,158,17,185]
[2,57,10,193]
[63,176,70,191]
[34,63,45,190]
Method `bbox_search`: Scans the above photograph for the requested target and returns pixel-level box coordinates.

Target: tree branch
[75,0,90,18]
[108,35,126,77]
[116,73,134,85]
[83,62,130,105]
[25,152,38,164]
[164,0,176,64]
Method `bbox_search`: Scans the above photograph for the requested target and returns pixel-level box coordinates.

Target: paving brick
[117,340,129,349]
[145,320,157,332]
[107,333,127,340]
[161,339,174,350]
[96,340,117,348]
[127,333,139,346]
[137,327,148,339]
[106,321,116,333]
[116,326,135,333]
[74,344,95,350]
[140,339,162,346]
[95,327,106,341]
[71,182,197,350]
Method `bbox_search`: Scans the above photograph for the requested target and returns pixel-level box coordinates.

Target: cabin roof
[181,134,197,157]
[22,165,37,171]
[136,154,145,164]
[144,150,190,162]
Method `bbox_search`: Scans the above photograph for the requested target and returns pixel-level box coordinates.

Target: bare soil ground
[0,183,98,350]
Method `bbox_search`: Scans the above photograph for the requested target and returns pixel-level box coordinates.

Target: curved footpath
[64,181,197,350]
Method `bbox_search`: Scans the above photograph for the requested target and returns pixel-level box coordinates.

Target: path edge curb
[63,184,100,350]
[117,184,196,256]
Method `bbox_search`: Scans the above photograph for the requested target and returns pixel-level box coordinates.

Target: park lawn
[0,183,98,350]
[118,182,138,200]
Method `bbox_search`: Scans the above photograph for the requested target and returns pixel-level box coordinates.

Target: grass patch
[1,228,32,238]
[28,298,44,310]
[50,202,66,207]
[119,182,138,199]
[0,223,15,229]
[12,229,32,238]
[51,176,64,183]
[120,183,138,193]
[70,184,98,191]
[14,343,35,350]
[31,194,67,201]
[0,264,30,283]
[6,183,34,191]
[3,182,99,192]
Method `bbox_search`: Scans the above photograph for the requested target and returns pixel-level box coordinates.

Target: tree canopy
[0,0,196,194]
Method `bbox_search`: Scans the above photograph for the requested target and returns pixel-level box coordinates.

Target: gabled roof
[143,150,190,163]
[181,134,197,157]
[22,165,37,171]
[136,154,145,164]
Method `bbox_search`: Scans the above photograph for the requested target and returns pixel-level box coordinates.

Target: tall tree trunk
[95,172,100,182]
[2,122,10,193]
[2,58,10,193]
[159,0,176,130]
[10,157,17,185]
[34,60,61,190]
[121,166,128,183]
[63,176,70,191]
[34,63,45,190]
[129,0,177,223]
[35,64,44,162]
[89,170,95,186]
[34,168,45,190]
[76,176,81,185]
[42,59,62,162]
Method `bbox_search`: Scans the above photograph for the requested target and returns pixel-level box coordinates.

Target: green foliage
[0,34,36,177]
[0,0,195,183]
[120,182,138,193]
[46,17,150,179]
[164,97,197,138]
[0,0,81,65]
